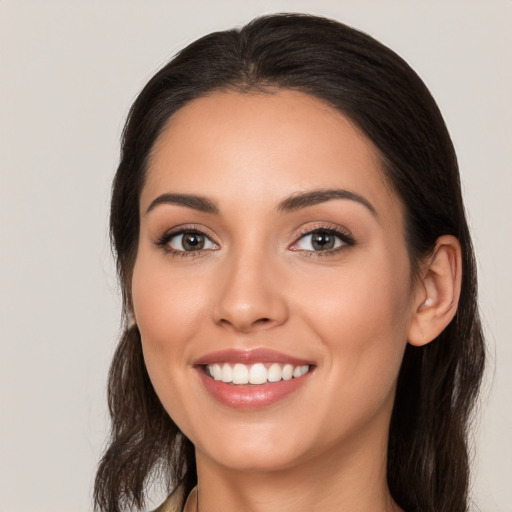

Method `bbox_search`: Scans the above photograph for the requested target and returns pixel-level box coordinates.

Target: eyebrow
[146,193,219,214]
[145,188,377,217]
[277,189,377,216]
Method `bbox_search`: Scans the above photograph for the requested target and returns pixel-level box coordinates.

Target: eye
[291,227,354,253]
[158,229,218,253]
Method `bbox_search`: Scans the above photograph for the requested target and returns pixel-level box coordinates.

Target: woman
[94,13,485,512]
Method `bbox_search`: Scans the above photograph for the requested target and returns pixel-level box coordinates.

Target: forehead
[143,90,398,219]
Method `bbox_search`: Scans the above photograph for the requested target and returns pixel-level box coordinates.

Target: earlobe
[408,235,462,347]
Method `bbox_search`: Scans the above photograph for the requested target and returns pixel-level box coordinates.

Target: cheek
[132,254,205,346]
[297,248,413,390]
[130,252,211,431]
[286,258,412,447]
[130,251,212,403]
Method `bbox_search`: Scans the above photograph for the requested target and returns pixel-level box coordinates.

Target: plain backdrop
[0,1,511,511]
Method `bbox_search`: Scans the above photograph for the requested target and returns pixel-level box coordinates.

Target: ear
[408,235,462,346]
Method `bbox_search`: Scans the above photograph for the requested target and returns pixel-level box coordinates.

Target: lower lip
[196,368,312,410]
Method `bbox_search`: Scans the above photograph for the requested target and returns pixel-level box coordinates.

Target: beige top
[154,486,197,512]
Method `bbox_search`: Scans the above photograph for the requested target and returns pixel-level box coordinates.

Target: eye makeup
[289,223,355,258]
[153,220,356,260]
[154,224,220,258]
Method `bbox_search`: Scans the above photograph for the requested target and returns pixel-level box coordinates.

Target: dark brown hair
[94,13,485,512]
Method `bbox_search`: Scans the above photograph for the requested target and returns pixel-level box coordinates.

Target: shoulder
[152,486,197,512]
[152,488,183,512]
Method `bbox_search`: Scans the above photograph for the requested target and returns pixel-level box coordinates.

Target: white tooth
[299,365,309,376]
[249,363,268,384]
[221,363,233,383]
[267,363,282,382]
[232,363,249,384]
[293,366,302,378]
[282,364,293,381]
[211,364,222,381]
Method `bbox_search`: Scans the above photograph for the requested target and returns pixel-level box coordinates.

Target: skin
[131,90,461,512]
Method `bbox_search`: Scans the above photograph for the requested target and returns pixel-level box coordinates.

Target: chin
[192,421,313,473]
[200,443,307,474]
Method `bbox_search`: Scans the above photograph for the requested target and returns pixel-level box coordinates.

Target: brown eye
[168,231,217,252]
[310,232,335,250]
[295,229,344,252]
[182,232,205,250]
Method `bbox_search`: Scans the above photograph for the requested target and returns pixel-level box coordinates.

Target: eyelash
[155,225,218,259]
[155,224,355,259]
[291,224,355,257]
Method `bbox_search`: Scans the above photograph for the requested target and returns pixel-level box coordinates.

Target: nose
[212,248,289,333]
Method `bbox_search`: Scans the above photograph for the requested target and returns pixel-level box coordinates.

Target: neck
[192,425,401,512]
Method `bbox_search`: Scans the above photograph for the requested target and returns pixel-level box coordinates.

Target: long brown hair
[94,14,485,512]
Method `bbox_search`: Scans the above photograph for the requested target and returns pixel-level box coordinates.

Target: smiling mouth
[204,362,312,385]
[195,351,315,408]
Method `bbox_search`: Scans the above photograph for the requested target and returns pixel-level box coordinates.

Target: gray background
[1,1,510,510]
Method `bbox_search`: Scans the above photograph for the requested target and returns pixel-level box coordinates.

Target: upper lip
[193,348,314,367]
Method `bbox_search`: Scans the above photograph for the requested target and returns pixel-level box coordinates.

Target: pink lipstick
[194,348,314,409]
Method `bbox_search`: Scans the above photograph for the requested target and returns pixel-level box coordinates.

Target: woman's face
[132,90,420,473]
